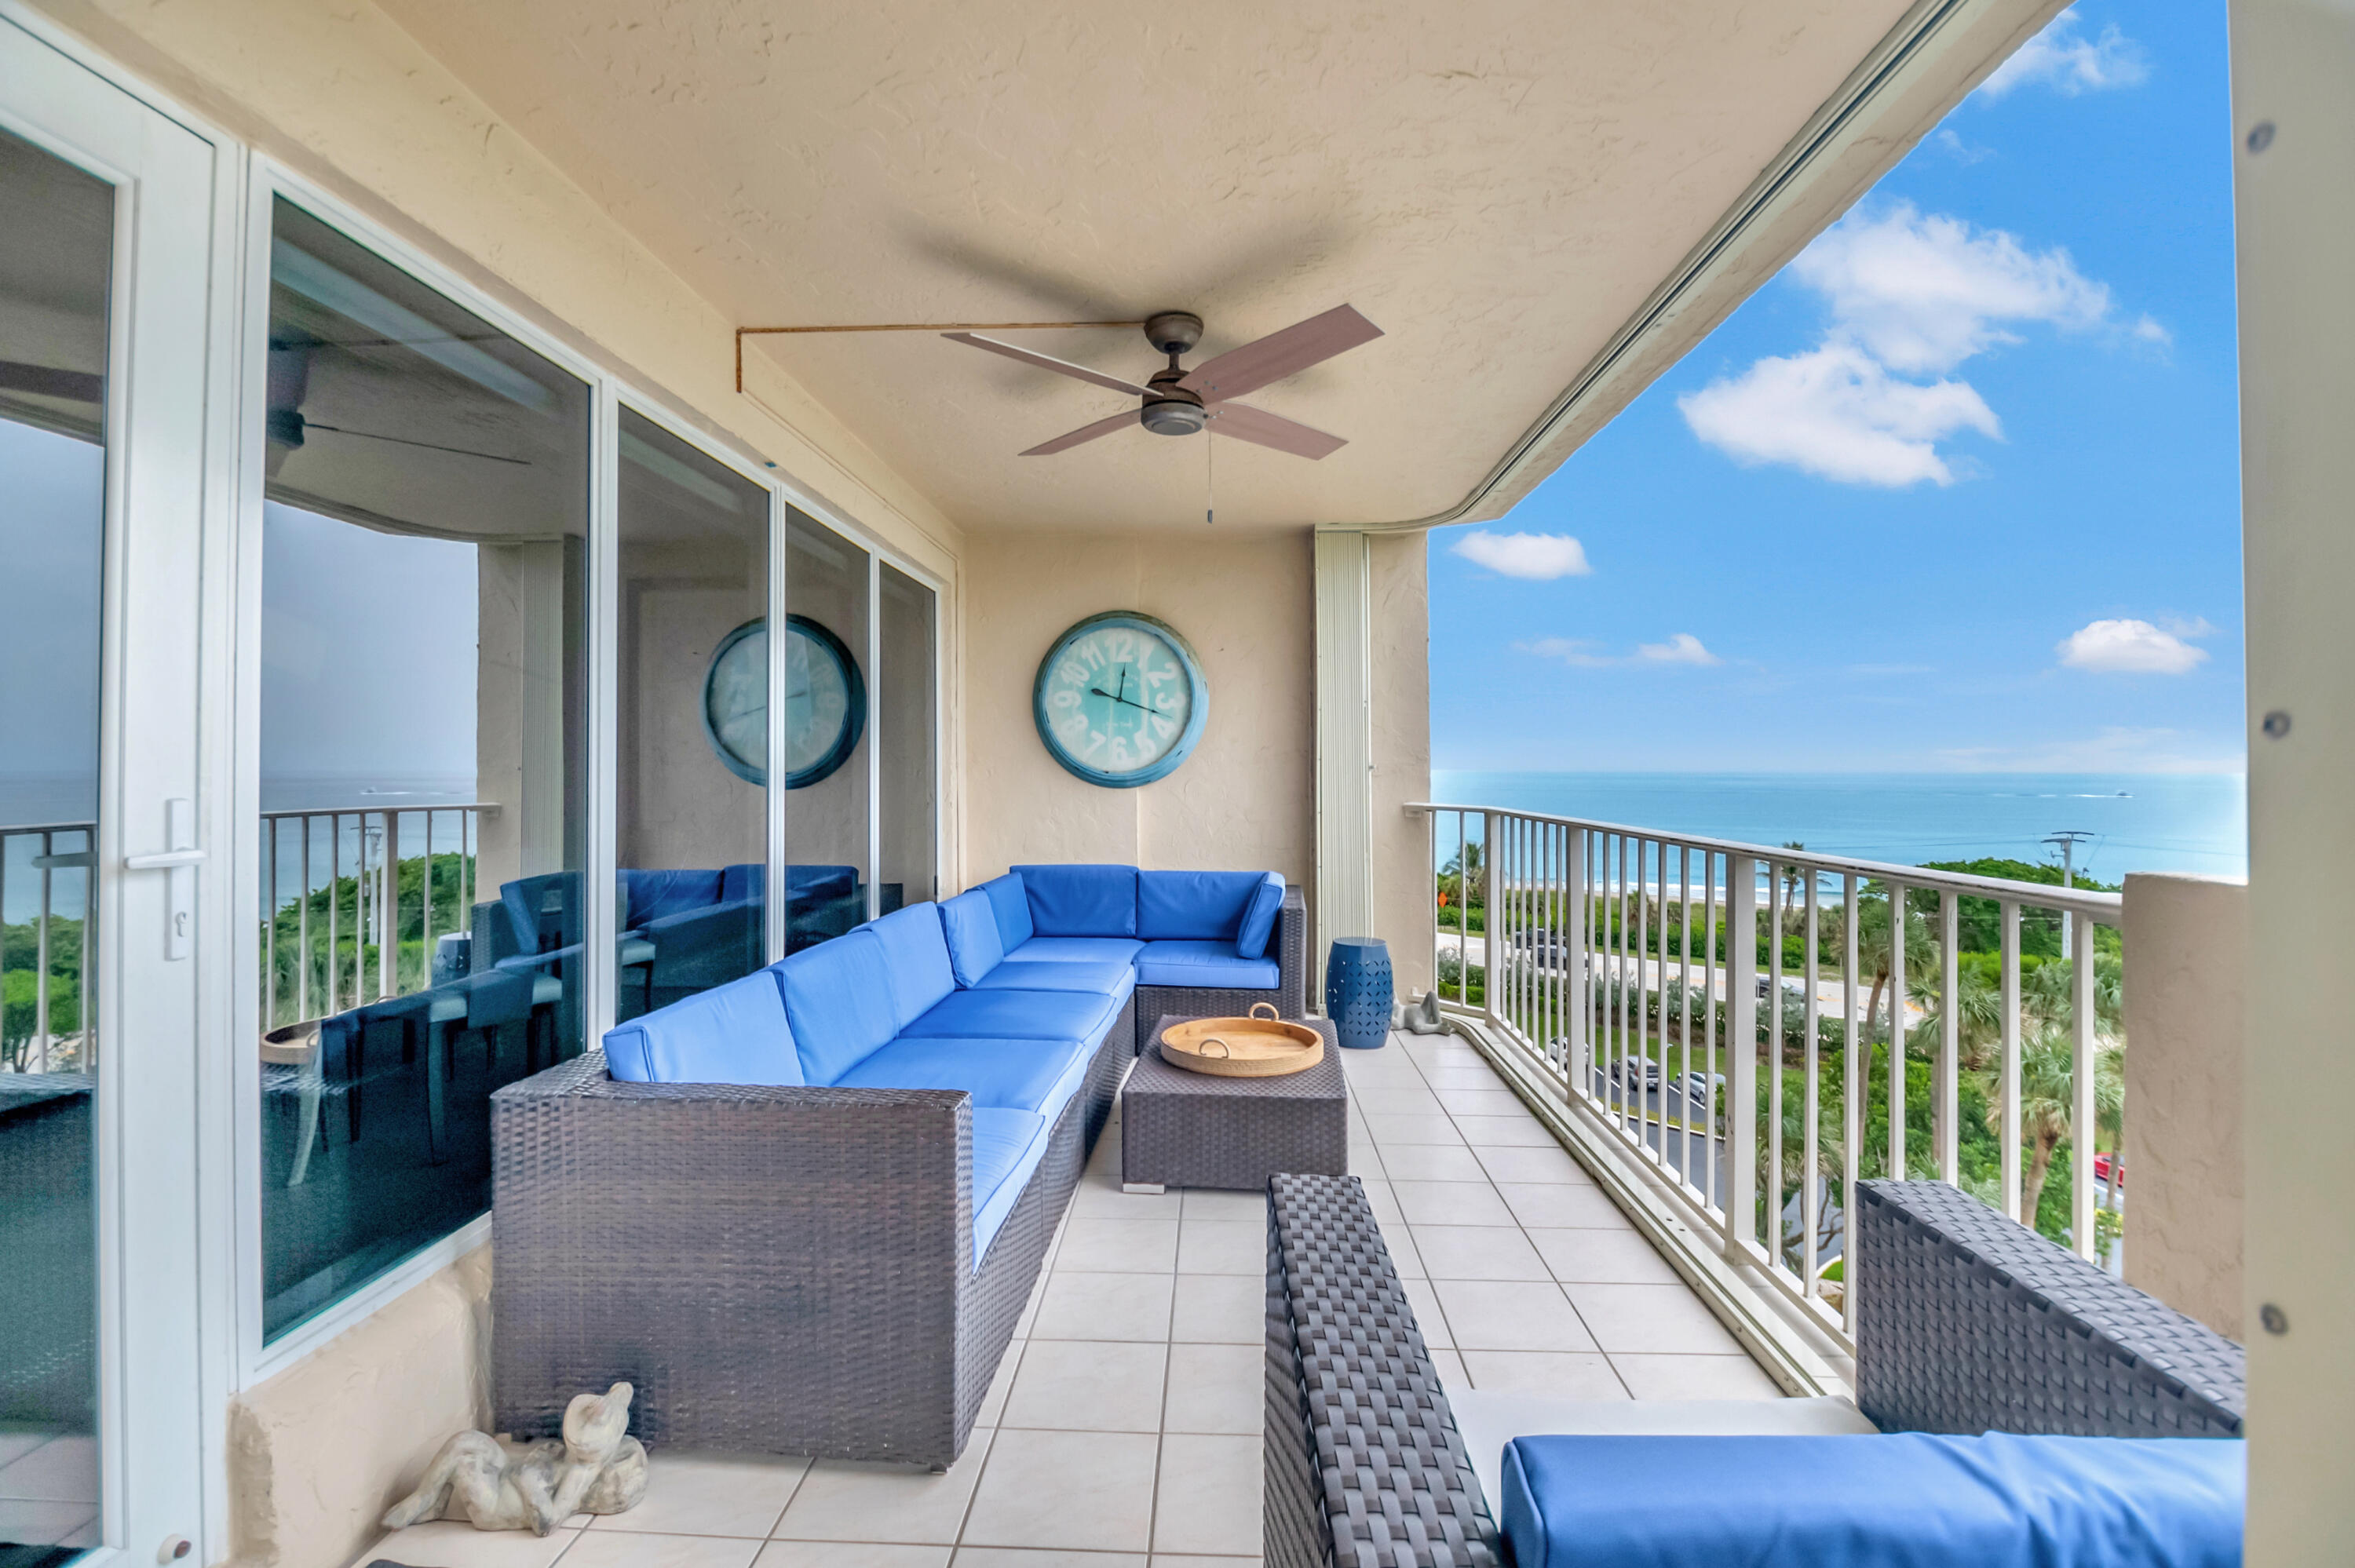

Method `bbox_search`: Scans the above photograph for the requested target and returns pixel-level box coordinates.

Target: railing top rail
[1408,800,2124,917]
[0,820,98,836]
[258,802,498,822]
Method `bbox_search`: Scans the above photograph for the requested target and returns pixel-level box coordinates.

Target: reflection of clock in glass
[701,614,866,788]
[1033,611,1207,788]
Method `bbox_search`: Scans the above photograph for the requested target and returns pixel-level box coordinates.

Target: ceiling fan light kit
[733,304,1380,463]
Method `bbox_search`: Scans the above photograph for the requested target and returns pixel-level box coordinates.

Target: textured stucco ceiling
[374,0,1918,532]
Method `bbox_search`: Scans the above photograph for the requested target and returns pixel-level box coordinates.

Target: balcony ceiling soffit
[374,0,1917,533]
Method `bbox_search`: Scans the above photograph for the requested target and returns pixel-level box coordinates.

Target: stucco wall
[964,531,1315,895]
[1369,532,1433,997]
[227,1245,491,1568]
[2120,873,2247,1339]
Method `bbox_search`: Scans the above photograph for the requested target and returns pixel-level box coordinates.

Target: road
[1438,932,1928,1025]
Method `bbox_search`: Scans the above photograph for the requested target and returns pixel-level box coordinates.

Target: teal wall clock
[1033,611,1208,787]
[702,614,866,789]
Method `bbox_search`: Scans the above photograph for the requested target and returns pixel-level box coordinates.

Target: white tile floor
[363,1029,1780,1568]
[0,1430,100,1549]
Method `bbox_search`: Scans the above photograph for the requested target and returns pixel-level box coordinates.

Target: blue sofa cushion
[1237,872,1285,959]
[1138,870,1264,941]
[787,863,859,903]
[1134,939,1280,990]
[900,987,1119,1045]
[834,1035,1094,1124]
[980,873,1033,952]
[1006,935,1145,965]
[1013,863,1138,937]
[773,929,900,1084]
[971,1108,1048,1265]
[619,868,724,926]
[1499,1433,2245,1568]
[940,889,1006,987]
[975,958,1137,1003]
[602,970,802,1086]
[866,903,958,1032]
[721,862,764,903]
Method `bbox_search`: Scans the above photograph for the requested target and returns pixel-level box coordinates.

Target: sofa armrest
[1275,884,1308,1020]
[491,1052,975,1449]
[1854,1179,2244,1438]
[1266,1172,1499,1568]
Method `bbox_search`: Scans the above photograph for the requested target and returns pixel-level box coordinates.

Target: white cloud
[2057,618,2210,674]
[1450,530,1592,581]
[1937,727,2239,774]
[1518,633,1721,669]
[1635,633,1721,666]
[1790,203,2111,374]
[1980,9,2150,98]
[1933,128,1995,166]
[1678,341,2000,487]
[2131,314,2172,347]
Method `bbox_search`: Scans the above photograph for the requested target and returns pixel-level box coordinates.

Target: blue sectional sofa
[490,863,1305,1467]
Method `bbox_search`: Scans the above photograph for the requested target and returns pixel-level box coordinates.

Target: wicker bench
[1264,1173,2246,1568]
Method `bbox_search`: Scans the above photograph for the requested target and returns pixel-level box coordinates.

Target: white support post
[1313,531,1375,1007]
[1725,854,1759,1260]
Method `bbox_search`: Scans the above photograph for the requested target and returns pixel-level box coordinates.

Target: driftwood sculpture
[382,1382,648,1535]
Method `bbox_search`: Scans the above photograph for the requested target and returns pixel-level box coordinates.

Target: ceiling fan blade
[1178,304,1382,401]
[0,360,104,403]
[943,332,1152,397]
[1020,408,1140,457]
[1206,401,1346,460]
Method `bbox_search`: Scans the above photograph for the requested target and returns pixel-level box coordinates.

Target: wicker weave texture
[491,994,1132,1468]
[1134,886,1308,1052]
[1855,1179,2244,1439]
[1126,1018,1346,1191]
[1265,1173,1499,1568]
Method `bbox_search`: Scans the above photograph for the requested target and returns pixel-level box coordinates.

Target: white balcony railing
[1417,802,2123,1349]
[1,822,96,1075]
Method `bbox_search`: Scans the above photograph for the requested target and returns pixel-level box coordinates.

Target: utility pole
[2042,830,2097,959]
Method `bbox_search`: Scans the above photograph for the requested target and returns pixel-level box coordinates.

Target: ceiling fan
[941,304,1382,459]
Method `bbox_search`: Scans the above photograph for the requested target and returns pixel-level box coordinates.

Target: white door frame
[0,13,243,1565]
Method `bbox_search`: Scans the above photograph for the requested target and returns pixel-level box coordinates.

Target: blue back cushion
[939,890,1006,986]
[1138,870,1265,941]
[1237,872,1286,958]
[1013,863,1139,937]
[867,903,958,1032]
[721,862,765,903]
[773,929,899,1084]
[603,970,802,1085]
[619,868,723,926]
[980,873,1033,951]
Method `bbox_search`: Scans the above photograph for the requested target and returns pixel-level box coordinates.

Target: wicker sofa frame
[492,994,1134,1468]
[1136,884,1306,1045]
[1265,1172,2246,1568]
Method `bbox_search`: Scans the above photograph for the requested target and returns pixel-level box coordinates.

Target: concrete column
[2119,873,2246,1338]
[1313,531,1374,1005]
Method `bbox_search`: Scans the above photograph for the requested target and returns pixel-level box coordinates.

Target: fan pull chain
[1205,422,1215,526]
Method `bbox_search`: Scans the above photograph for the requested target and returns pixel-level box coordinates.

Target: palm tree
[1855,884,1938,1053]
[1777,842,1807,937]
[1988,1020,2124,1228]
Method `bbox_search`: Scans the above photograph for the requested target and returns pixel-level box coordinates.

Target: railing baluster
[1888,878,1906,1183]
[1678,844,1694,1195]
[1571,826,1590,1098]
[2072,911,2098,1260]
[2000,898,2023,1222]
[422,810,435,988]
[1766,854,1784,1266]
[1726,853,1758,1260]
[1938,888,1959,1183]
[1801,870,1820,1296]
[1842,871,1860,1333]
[34,831,52,1071]
[1704,849,1721,1216]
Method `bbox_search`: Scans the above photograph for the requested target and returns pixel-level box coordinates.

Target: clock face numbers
[706,623,768,779]
[783,622,853,778]
[1036,617,1203,785]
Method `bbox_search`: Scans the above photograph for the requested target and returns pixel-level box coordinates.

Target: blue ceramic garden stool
[1324,937,1393,1051]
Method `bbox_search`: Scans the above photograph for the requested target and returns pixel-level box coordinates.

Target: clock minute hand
[1090,684,1153,715]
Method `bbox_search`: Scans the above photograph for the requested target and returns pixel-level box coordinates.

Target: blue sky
[1429,1,2244,775]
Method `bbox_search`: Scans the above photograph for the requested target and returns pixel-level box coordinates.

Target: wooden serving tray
[1158,1004,1325,1078]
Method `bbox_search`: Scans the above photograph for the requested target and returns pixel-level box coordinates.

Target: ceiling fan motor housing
[1140,369,1207,436]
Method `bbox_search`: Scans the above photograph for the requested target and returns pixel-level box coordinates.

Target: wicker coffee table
[1121,1014,1346,1192]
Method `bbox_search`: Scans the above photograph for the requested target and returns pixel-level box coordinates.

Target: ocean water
[1429,771,2247,881]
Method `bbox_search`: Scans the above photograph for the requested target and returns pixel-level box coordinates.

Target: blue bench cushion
[1237,872,1285,959]
[773,929,899,1084]
[974,957,1137,1004]
[1499,1433,2245,1568]
[602,970,802,1085]
[1138,870,1264,942]
[1013,863,1138,937]
[971,1107,1048,1265]
[834,1035,1094,1124]
[619,867,724,926]
[940,888,1006,986]
[866,903,958,1031]
[980,873,1034,952]
[901,987,1119,1045]
[1006,935,1145,966]
[1134,939,1280,990]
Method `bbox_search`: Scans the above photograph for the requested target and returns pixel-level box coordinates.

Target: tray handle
[1197,1037,1232,1058]
[1249,1001,1280,1021]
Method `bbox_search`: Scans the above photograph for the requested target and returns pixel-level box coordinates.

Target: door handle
[126,798,201,960]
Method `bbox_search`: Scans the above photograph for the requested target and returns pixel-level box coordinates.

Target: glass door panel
[615,410,769,1017]
[781,509,870,948]
[878,563,937,911]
